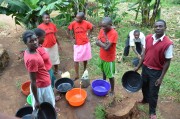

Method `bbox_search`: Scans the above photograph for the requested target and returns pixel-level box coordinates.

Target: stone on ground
[0,44,9,75]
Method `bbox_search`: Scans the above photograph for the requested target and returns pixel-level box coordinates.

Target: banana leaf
[22,0,39,9]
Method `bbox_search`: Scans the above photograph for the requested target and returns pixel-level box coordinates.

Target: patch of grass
[15,80,21,89]
[174,30,180,38]
[161,0,180,7]
[94,104,106,119]
[137,105,149,114]
[159,61,180,102]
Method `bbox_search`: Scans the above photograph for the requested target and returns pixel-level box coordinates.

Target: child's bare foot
[55,107,60,113]
[109,91,115,96]
[55,95,61,102]
[54,70,62,75]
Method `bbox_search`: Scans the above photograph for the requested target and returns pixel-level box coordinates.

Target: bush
[172,0,180,4]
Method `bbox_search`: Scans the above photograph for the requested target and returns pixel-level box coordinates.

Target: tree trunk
[150,0,161,27]
[135,3,141,20]
[141,1,150,26]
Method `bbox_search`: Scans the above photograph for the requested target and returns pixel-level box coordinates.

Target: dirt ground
[0,14,180,119]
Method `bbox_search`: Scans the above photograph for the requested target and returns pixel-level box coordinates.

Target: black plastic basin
[122,71,142,92]
[55,78,74,93]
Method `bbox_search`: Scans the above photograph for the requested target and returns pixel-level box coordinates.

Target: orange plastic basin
[66,88,87,107]
[21,81,31,96]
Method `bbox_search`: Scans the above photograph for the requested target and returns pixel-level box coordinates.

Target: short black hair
[134,30,140,34]
[76,12,85,19]
[156,19,166,27]
[34,28,45,37]
[42,12,50,17]
[22,30,34,44]
[102,17,112,26]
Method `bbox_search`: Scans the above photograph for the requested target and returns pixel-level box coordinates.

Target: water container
[61,71,70,78]
[81,70,90,88]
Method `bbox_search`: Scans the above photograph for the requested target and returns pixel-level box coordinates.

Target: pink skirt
[74,42,92,62]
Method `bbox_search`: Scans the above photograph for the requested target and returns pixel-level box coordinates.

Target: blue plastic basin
[91,79,111,96]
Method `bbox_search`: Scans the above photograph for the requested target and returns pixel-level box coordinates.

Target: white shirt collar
[152,34,165,41]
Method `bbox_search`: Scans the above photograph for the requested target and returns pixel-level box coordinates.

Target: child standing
[67,12,93,80]
[96,17,118,96]
[38,12,60,74]
[22,30,60,111]
[34,28,61,101]
[34,28,56,88]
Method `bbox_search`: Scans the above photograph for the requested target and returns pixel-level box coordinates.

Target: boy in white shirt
[123,30,145,59]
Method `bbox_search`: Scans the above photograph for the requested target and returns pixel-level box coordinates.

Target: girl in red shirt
[67,12,93,80]
[38,12,61,75]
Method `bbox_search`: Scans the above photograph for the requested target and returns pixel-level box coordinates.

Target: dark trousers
[123,36,142,56]
[141,65,162,114]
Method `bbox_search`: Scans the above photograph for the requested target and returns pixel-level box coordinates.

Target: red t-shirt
[37,45,52,71]
[98,28,118,62]
[68,20,93,45]
[24,50,51,88]
[38,22,58,48]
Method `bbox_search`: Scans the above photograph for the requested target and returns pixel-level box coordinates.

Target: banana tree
[0,0,62,29]
[128,0,161,27]
[0,0,89,28]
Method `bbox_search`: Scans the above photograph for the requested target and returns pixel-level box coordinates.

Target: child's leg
[54,65,58,74]
[48,69,56,88]
[44,85,60,112]
[103,72,106,80]
[83,61,87,71]
[74,62,79,80]
[109,77,115,94]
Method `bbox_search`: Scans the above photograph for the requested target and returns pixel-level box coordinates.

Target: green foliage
[172,0,180,4]
[0,0,72,29]
[94,105,106,119]
[98,0,123,25]
[1,0,41,29]
[128,0,161,26]
[160,61,180,102]
[0,0,124,28]
[23,0,39,9]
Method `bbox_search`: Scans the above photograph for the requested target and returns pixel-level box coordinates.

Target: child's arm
[29,72,40,108]
[55,33,62,50]
[96,39,112,50]
[67,29,76,44]
[88,26,94,38]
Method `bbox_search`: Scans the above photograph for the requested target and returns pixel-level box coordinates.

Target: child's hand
[105,40,110,45]
[96,39,100,45]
